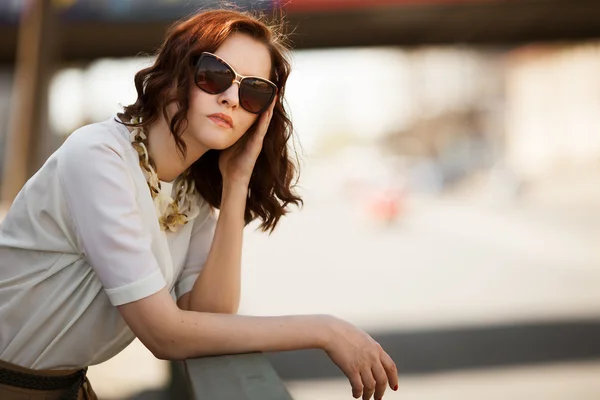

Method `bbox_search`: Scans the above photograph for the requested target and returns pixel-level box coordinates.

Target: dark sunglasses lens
[196,56,233,94]
[240,79,275,113]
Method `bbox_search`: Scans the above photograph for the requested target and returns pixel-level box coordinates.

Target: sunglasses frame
[192,52,278,115]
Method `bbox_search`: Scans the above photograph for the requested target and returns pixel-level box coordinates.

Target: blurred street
[251,162,600,399]
[286,360,600,400]
[242,162,600,330]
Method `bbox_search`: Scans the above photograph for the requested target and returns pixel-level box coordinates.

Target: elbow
[190,299,239,315]
[118,288,194,361]
[152,347,180,361]
[144,324,187,361]
[185,290,240,315]
[192,305,238,315]
[149,338,186,361]
[216,304,239,315]
[151,347,170,361]
[208,305,238,315]
[147,337,173,361]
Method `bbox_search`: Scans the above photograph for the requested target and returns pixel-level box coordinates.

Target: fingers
[372,362,389,400]
[360,369,376,400]
[256,95,277,139]
[269,94,278,112]
[359,347,398,400]
[348,371,364,399]
[380,350,399,392]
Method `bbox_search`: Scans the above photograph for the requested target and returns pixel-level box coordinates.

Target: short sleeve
[175,209,217,299]
[57,133,166,306]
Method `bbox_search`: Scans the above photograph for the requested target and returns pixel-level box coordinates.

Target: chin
[197,130,239,151]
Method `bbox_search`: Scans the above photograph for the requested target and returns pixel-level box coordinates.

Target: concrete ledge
[184,353,293,400]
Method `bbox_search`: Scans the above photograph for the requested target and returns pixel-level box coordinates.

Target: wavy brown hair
[118,9,302,232]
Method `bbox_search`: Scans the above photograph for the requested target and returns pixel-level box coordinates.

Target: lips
[207,113,233,129]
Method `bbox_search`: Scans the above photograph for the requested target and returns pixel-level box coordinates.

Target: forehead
[213,33,272,80]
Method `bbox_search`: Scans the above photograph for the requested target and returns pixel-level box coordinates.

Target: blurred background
[1,0,600,399]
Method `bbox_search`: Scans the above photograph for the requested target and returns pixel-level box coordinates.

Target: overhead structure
[1,0,58,204]
[0,0,598,63]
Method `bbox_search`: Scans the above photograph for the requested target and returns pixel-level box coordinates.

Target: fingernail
[393,385,398,391]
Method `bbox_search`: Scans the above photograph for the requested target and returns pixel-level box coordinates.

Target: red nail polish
[393,385,398,391]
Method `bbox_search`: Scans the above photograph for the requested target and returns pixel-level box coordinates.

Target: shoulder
[56,118,134,175]
[59,118,130,158]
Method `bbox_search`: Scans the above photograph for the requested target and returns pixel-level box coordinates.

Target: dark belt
[0,364,87,400]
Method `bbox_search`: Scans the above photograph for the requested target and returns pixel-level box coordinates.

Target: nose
[217,81,239,110]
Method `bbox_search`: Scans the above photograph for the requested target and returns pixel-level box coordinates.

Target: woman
[0,9,398,400]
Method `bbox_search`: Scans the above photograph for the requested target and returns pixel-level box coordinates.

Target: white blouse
[0,117,216,370]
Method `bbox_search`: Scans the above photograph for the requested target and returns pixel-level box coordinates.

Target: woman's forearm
[187,182,247,314]
[120,288,398,399]
[161,310,333,360]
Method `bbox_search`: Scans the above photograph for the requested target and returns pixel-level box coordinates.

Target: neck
[145,115,207,182]
[145,117,185,182]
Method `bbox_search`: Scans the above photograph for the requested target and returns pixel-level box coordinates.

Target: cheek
[231,114,259,145]
[239,114,259,134]
[189,90,209,113]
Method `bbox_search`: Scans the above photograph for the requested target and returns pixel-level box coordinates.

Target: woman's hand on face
[219,97,277,187]
[323,316,399,400]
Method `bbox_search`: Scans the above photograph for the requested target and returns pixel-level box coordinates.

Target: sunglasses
[192,52,278,115]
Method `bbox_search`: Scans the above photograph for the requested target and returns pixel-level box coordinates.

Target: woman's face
[183,33,273,157]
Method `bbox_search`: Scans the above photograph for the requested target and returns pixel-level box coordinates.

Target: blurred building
[505,42,600,180]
